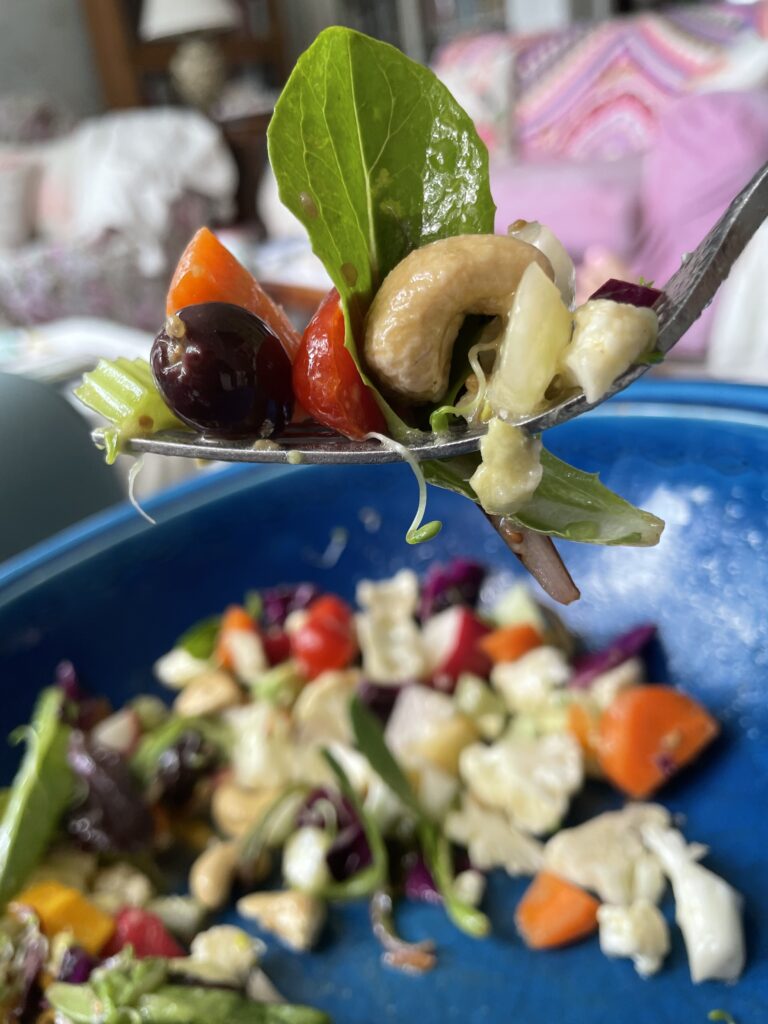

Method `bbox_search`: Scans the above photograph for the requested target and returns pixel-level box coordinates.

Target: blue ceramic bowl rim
[3,378,767,596]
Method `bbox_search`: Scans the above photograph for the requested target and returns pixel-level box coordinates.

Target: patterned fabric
[431,32,517,152]
[514,3,768,160]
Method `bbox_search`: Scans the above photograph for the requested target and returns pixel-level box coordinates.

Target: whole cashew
[363,234,552,404]
[189,840,240,911]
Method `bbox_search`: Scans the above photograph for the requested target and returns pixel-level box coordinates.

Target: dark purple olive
[419,558,486,620]
[589,278,662,308]
[153,729,219,806]
[297,787,372,882]
[151,302,293,437]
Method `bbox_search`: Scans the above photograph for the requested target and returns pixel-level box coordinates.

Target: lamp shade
[139,0,240,41]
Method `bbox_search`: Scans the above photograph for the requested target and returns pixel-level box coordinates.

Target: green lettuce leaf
[425,449,663,547]
[0,689,73,908]
[268,26,495,435]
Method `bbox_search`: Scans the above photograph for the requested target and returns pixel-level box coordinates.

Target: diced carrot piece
[478,623,543,664]
[515,871,599,950]
[598,684,719,799]
[216,604,258,670]
[568,702,602,759]
[15,882,115,955]
[166,228,301,360]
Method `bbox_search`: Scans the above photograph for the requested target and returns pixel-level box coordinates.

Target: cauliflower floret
[453,674,506,740]
[226,703,295,788]
[469,419,543,518]
[154,648,210,689]
[544,803,669,905]
[642,824,745,983]
[282,827,332,894]
[598,900,670,977]
[562,299,657,405]
[190,925,263,985]
[588,657,644,710]
[385,685,478,777]
[459,731,582,835]
[292,668,361,744]
[356,570,425,682]
[453,869,487,909]
[445,795,543,876]
[90,863,153,913]
[225,629,268,686]
[236,891,326,951]
[416,764,459,822]
[490,646,571,713]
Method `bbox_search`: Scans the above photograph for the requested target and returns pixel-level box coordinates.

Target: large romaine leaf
[425,450,664,547]
[268,26,495,434]
[0,689,73,908]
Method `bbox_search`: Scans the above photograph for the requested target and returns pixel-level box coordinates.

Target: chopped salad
[0,561,745,1021]
[74,27,667,603]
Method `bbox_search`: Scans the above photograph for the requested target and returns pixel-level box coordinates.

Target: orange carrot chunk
[515,871,599,950]
[216,604,258,670]
[598,684,719,799]
[166,227,301,360]
[478,623,543,664]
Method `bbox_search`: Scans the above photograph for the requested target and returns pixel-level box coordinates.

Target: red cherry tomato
[292,289,386,440]
[291,594,357,679]
[101,907,185,959]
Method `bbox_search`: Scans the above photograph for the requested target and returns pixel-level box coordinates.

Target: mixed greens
[0,561,745,1020]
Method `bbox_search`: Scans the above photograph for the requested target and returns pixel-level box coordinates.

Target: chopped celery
[74,357,185,464]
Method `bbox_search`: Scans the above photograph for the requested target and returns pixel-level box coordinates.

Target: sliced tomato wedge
[292,288,386,440]
[290,593,358,680]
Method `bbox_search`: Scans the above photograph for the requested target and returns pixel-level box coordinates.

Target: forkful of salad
[75,28,768,604]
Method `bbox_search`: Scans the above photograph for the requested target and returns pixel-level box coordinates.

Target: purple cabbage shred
[569,624,656,689]
[57,946,98,985]
[65,732,153,853]
[356,680,409,725]
[419,559,486,621]
[261,583,319,628]
[297,787,372,882]
[589,278,662,308]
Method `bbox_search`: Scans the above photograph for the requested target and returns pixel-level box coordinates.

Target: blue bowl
[1,380,767,1024]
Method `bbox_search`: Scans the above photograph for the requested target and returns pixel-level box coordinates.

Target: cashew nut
[189,840,240,910]
[363,234,552,404]
[173,669,243,717]
[211,782,283,839]
[236,890,326,951]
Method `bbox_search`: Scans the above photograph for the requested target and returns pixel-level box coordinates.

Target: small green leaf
[349,698,423,819]
[708,1012,737,1024]
[513,449,665,546]
[175,616,221,660]
[635,348,664,366]
[140,986,331,1023]
[319,749,388,900]
[238,784,310,873]
[0,689,74,908]
[244,591,263,620]
[419,822,490,938]
[406,521,442,545]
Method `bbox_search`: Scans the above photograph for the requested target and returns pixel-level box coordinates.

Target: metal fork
[120,162,768,466]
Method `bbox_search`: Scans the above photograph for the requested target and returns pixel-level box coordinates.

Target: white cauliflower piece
[562,299,658,405]
[154,647,210,689]
[453,869,487,909]
[544,803,669,905]
[588,657,644,710]
[453,674,506,741]
[90,863,153,913]
[642,824,745,983]
[490,646,571,712]
[416,765,459,822]
[459,731,582,835]
[282,827,332,894]
[225,629,268,686]
[355,570,425,682]
[385,685,478,776]
[292,668,361,744]
[237,891,326,951]
[445,795,543,876]
[226,703,295,789]
[598,900,670,977]
[190,925,263,985]
[469,419,543,518]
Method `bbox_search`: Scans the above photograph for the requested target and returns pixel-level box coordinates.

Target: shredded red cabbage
[419,559,486,621]
[57,946,98,984]
[569,624,656,689]
[261,583,319,628]
[589,279,662,308]
[297,787,372,882]
[356,680,410,725]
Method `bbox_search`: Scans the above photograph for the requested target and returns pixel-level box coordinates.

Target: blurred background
[1,0,767,561]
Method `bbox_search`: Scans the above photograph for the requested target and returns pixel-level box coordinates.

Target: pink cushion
[632,90,768,356]
[490,154,642,260]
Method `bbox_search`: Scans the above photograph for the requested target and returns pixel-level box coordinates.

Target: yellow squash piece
[14,881,115,955]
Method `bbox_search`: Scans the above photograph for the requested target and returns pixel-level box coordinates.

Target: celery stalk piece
[74,357,185,463]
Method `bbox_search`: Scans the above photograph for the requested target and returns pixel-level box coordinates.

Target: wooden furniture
[80,0,288,109]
